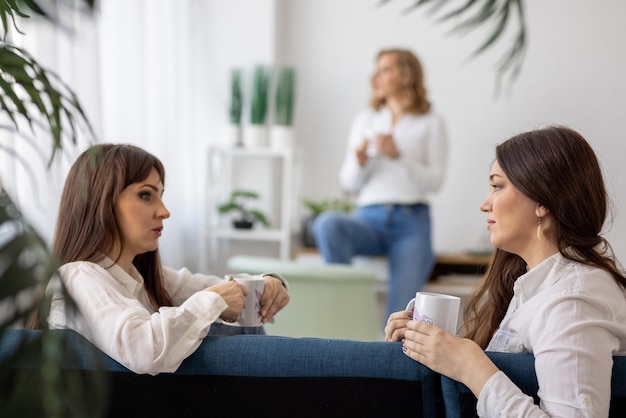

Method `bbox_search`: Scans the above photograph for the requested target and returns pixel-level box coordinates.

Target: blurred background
[2,0,625,275]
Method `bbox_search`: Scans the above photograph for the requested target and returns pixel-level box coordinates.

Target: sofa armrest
[441,351,626,418]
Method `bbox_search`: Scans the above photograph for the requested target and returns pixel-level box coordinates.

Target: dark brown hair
[462,126,626,348]
[52,144,173,310]
[370,48,431,115]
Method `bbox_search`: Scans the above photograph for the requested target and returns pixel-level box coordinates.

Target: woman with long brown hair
[313,48,448,321]
[385,126,626,416]
[45,144,289,375]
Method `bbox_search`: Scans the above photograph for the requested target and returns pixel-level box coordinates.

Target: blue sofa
[2,328,625,417]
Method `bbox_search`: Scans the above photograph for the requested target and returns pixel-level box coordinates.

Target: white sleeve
[395,113,447,193]
[162,265,224,305]
[339,111,374,193]
[52,263,228,375]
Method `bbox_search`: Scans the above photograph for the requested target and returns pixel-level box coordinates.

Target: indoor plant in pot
[222,68,243,147]
[218,190,270,229]
[270,66,296,150]
[243,65,270,148]
[300,196,355,247]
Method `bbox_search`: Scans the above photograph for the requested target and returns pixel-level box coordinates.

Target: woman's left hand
[259,275,290,323]
[402,320,499,397]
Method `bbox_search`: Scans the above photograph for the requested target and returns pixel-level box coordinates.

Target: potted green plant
[300,197,355,247]
[218,190,270,229]
[243,65,271,148]
[270,66,296,150]
[223,68,243,147]
[1,2,109,417]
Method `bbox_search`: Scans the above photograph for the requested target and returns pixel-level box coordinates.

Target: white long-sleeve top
[47,257,228,375]
[478,252,626,417]
[338,106,447,206]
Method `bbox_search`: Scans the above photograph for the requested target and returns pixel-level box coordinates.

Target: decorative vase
[301,215,317,248]
[243,124,268,148]
[270,125,294,150]
[221,124,242,147]
[233,219,254,229]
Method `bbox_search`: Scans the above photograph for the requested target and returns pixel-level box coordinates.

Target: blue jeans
[208,324,266,336]
[313,204,435,321]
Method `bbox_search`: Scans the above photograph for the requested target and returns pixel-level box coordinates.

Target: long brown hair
[52,144,173,310]
[369,48,431,114]
[462,126,626,348]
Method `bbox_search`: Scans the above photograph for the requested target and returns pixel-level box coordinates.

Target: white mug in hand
[223,273,265,327]
[405,292,461,334]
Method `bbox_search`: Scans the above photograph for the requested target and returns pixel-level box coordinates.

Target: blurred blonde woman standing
[314,48,448,320]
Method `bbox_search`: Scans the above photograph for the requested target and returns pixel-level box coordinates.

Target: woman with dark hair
[44,144,289,375]
[313,48,448,320]
[385,126,626,416]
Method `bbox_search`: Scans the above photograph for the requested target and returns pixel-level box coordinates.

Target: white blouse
[338,106,447,206]
[47,257,228,375]
[478,252,626,417]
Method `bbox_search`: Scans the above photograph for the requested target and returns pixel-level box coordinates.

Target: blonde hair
[369,49,431,114]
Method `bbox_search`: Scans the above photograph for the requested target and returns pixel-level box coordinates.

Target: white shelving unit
[202,145,294,273]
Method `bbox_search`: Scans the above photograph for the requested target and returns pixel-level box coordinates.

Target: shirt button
[580,394,591,406]
[187,333,195,340]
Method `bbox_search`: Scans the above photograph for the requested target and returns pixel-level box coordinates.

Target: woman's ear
[535,205,549,218]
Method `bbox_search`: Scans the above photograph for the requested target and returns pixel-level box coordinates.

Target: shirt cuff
[477,370,529,417]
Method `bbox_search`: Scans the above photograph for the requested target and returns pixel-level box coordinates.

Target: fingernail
[402,345,407,353]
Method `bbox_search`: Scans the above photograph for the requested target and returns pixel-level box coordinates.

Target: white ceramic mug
[405,292,461,334]
[223,273,265,327]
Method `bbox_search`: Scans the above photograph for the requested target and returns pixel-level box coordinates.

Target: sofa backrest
[1,328,442,417]
[3,328,626,417]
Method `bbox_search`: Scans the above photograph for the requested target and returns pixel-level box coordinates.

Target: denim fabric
[207,323,266,336]
[313,204,435,319]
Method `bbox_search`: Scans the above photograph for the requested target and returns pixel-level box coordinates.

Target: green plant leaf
[274,67,296,126]
[248,209,270,227]
[249,66,270,125]
[383,0,527,83]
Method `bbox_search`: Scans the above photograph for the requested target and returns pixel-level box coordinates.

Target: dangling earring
[536,217,543,241]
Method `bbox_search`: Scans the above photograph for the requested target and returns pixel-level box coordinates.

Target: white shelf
[201,144,296,271]
[210,228,288,241]
[210,145,292,158]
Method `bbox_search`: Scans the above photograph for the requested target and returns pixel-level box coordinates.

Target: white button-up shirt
[47,257,228,375]
[478,252,626,417]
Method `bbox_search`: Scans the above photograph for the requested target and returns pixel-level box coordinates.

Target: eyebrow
[489,174,503,181]
[139,183,164,194]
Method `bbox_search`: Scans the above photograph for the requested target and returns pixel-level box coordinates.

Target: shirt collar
[97,256,144,296]
[513,252,572,303]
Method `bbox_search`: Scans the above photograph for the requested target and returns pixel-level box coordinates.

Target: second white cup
[224,273,265,327]
[405,292,461,334]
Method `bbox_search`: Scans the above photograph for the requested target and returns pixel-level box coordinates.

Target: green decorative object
[300,197,355,247]
[249,66,270,125]
[380,0,527,82]
[228,69,243,125]
[273,66,296,126]
[218,190,270,229]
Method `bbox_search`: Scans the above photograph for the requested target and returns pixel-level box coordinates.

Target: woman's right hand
[206,281,247,323]
[356,138,368,166]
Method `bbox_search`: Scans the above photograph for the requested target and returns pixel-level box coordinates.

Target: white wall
[282,0,626,257]
[5,0,626,274]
